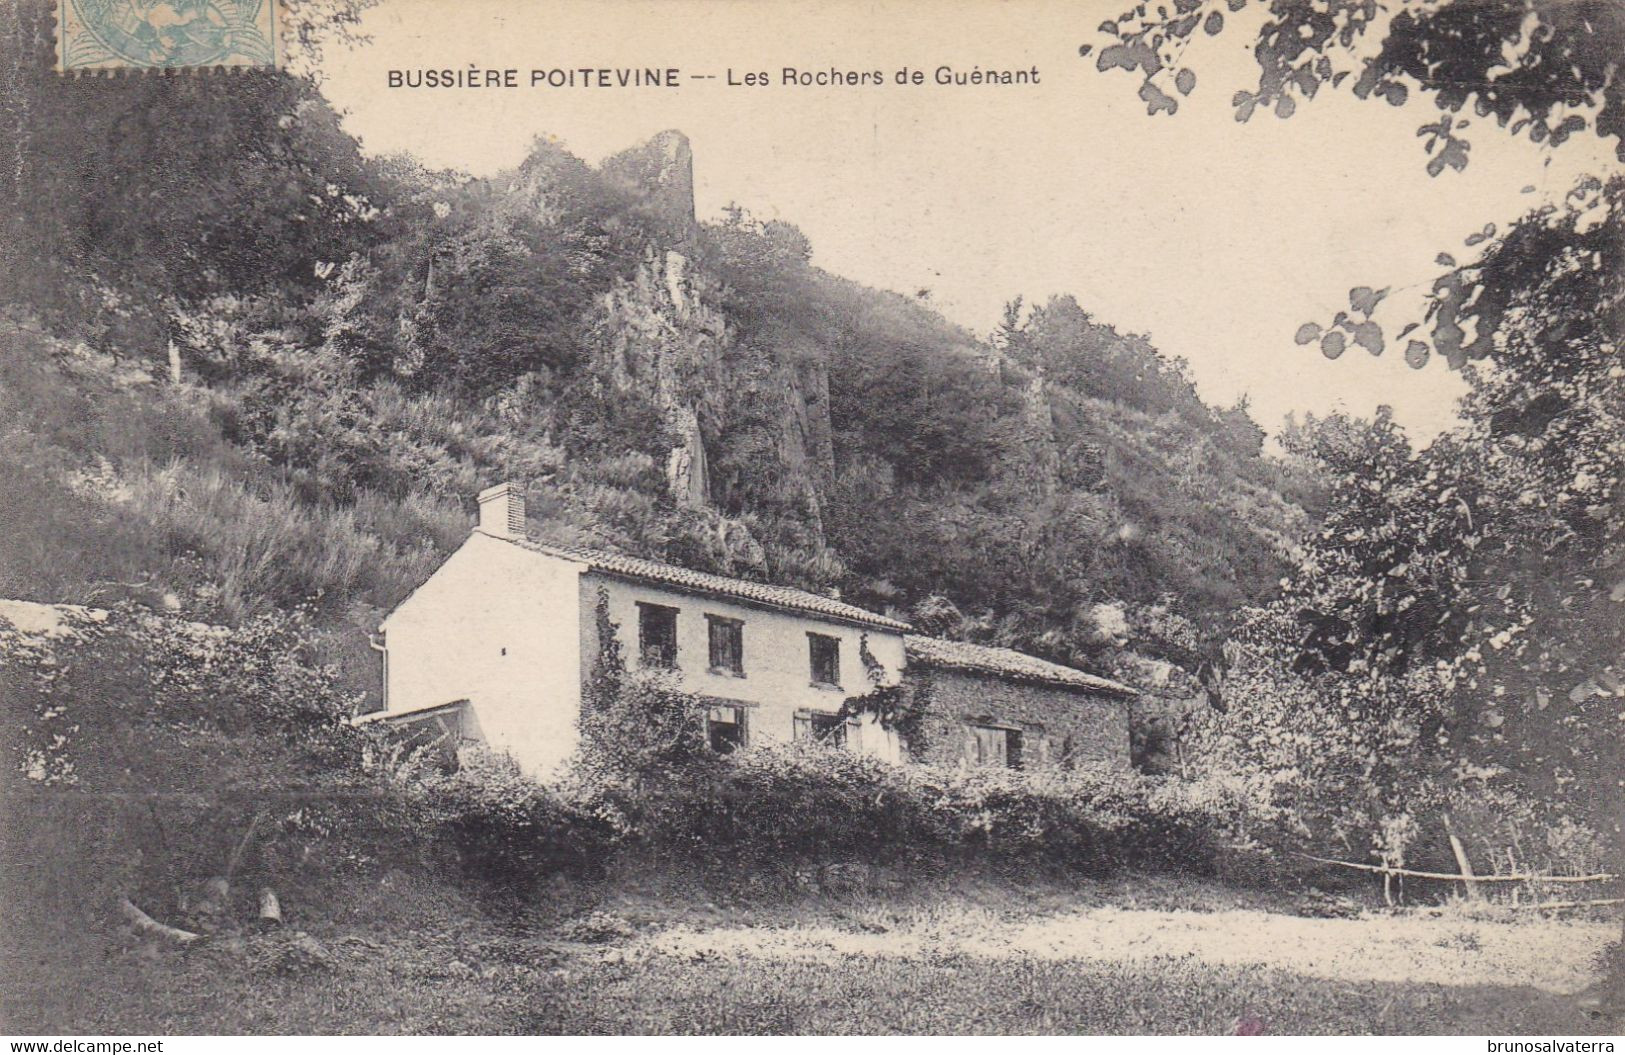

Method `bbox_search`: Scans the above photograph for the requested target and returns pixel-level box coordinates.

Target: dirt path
[637,906,1613,994]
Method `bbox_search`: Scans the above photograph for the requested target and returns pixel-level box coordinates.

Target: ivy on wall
[839,632,931,758]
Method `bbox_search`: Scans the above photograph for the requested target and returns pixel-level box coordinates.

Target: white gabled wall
[380,532,585,777]
[577,573,907,761]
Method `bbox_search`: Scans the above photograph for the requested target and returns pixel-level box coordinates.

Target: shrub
[3,601,363,789]
[572,726,1266,876]
[577,668,710,782]
[906,762,1259,873]
[576,587,710,785]
[645,740,932,861]
[406,750,621,883]
[0,601,393,930]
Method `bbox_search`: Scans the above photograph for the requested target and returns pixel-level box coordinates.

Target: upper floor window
[808,632,841,688]
[707,615,745,676]
[637,602,679,669]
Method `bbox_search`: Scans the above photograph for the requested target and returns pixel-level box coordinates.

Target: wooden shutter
[637,603,678,668]
[971,725,1007,767]
[808,633,840,686]
[707,616,743,674]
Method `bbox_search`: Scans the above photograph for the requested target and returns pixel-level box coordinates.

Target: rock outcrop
[600,129,698,249]
[597,245,727,508]
[1021,367,1061,494]
[589,130,838,546]
[777,353,836,534]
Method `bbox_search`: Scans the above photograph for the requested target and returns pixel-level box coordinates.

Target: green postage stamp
[57,0,280,71]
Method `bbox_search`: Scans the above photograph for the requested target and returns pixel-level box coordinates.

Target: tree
[1195,177,1625,915]
[1,0,389,362]
[1085,0,1625,173]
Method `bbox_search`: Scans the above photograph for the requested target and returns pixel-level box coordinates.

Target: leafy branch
[1083,0,1625,174]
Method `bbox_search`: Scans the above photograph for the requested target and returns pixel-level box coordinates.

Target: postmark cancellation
[56,0,279,72]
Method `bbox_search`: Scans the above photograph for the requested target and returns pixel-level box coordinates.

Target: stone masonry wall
[905,668,1130,770]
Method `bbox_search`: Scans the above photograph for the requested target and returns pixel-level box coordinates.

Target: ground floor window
[967,723,1023,768]
[707,703,747,753]
[793,708,851,746]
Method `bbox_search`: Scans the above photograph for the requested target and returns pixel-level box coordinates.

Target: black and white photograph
[2,0,1624,1038]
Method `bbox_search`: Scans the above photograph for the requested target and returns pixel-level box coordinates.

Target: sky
[321,0,1621,441]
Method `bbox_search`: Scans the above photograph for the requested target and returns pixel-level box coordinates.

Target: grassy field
[2,866,1618,1036]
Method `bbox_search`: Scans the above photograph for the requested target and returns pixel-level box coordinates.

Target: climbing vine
[839,633,930,758]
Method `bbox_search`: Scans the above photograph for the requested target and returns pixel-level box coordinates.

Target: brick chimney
[477,482,526,538]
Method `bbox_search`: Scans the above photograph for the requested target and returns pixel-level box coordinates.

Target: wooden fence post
[1442,812,1482,902]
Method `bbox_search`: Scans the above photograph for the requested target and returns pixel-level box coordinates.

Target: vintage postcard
[3,0,1624,1041]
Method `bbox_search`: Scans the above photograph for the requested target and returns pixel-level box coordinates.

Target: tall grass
[0,324,467,622]
[121,460,461,620]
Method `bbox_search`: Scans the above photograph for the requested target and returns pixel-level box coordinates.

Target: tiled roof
[905,634,1137,698]
[498,534,912,631]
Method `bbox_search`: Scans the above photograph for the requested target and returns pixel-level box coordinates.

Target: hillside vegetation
[0,8,1305,699]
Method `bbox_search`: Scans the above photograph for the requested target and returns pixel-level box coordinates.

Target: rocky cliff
[466,128,1303,655]
[587,131,835,546]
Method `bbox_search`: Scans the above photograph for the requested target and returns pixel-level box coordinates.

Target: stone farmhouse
[901,635,1136,770]
[365,483,1135,776]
